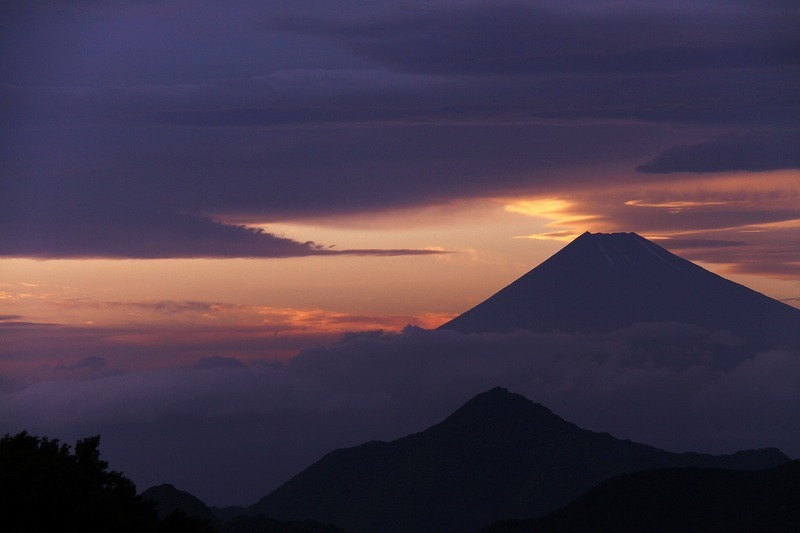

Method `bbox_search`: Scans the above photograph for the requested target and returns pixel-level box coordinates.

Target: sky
[1,0,799,507]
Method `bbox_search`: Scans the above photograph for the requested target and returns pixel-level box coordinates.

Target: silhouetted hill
[249,388,788,533]
[140,484,348,533]
[212,505,248,524]
[221,515,347,533]
[141,483,220,526]
[440,232,800,349]
[483,460,800,532]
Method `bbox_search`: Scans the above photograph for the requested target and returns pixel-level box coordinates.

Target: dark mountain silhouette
[248,388,788,533]
[141,483,220,526]
[439,232,800,349]
[483,460,800,532]
[220,515,347,533]
[140,484,346,533]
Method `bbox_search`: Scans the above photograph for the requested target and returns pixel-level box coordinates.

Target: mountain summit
[440,232,800,348]
[250,387,788,533]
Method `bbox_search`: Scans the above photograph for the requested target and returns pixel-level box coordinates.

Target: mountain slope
[141,483,219,525]
[140,484,349,533]
[439,232,800,349]
[484,460,800,533]
[249,388,788,533]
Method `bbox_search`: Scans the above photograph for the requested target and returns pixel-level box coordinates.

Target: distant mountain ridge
[249,387,788,533]
[139,484,346,532]
[141,483,220,525]
[439,232,800,349]
[484,460,800,532]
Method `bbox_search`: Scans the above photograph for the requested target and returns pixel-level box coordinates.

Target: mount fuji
[440,232,800,349]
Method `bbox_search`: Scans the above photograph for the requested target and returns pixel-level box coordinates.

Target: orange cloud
[11,296,454,345]
[503,198,599,241]
[502,170,800,278]
[0,304,457,382]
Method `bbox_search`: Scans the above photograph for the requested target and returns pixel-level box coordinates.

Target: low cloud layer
[2,325,797,506]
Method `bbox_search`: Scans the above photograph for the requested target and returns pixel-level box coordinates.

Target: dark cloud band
[637,131,800,173]
[1,0,798,259]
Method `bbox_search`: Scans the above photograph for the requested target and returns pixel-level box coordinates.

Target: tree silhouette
[0,431,159,533]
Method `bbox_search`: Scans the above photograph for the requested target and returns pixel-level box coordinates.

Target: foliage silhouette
[0,431,221,533]
[0,431,158,532]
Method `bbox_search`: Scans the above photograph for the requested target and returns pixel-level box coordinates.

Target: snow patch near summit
[598,242,614,267]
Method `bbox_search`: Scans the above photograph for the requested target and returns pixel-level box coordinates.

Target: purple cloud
[0,204,442,258]
[1,1,797,260]
[637,131,800,173]
[193,356,246,370]
[274,2,799,75]
[54,355,106,372]
[658,239,750,249]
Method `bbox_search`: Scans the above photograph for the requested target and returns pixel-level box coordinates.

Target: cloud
[0,0,160,13]
[1,0,797,261]
[193,356,246,370]
[0,205,441,259]
[275,2,799,76]
[49,298,449,332]
[509,172,800,277]
[0,300,455,389]
[54,355,106,372]
[637,131,800,173]
[55,299,232,314]
[655,238,749,249]
[1,110,675,220]
[1,325,797,506]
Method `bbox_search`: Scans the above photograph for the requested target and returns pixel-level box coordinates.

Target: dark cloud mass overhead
[0,202,439,259]
[275,2,799,75]
[1,0,798,258]
[637,130,800,173]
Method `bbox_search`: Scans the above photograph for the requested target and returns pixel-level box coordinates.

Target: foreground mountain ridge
[248,387,788,533]
[484,460,800,532]
[439,232,800,349]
